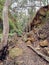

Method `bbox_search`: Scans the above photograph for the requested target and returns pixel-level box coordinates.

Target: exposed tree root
[0,44,9,61]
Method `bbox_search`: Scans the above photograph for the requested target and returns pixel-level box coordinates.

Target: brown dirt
[0,20,49,65]
[4,38,49,65]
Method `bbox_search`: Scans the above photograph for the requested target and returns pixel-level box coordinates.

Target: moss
[9,47,23,59]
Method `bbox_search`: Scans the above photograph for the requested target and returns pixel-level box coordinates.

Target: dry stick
[27,45,49,62]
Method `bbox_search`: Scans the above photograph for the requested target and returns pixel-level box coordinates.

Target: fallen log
[27,45,49,62]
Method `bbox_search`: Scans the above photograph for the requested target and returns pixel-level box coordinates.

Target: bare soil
[0,21,49,65]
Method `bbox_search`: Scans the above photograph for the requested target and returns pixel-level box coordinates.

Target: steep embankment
[29,5,49,30]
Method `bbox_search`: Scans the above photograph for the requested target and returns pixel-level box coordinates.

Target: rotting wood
[27,45,49,62]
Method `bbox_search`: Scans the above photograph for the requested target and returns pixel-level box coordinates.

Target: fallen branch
[27,45,49,62]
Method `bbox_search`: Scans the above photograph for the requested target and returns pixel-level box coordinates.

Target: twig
[27,45,49,62]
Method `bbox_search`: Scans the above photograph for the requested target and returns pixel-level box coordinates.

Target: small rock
[27,37,35,43]
[39,40,48,47]
[26,41,31,46]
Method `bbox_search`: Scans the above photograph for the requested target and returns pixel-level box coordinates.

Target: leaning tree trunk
[0,0,11,50]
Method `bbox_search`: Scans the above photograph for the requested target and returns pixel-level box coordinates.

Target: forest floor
[0,21,49,65]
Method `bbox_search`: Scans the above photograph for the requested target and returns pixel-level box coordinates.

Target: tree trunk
[0,0,11,50]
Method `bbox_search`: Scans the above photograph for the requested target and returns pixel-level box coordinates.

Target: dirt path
[15,21,49,65]
[15,38,49,65]
[0,21,49,65]
[1,38,48,65]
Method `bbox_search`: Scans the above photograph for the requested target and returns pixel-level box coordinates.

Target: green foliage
[13,12,29,36]
[0,0,49,36]
[9,47,23,59]
[42,0,48,5]
[0,0,5,33]
[9,18,16,32]
[0,0,5,14]
[46,11,49,18]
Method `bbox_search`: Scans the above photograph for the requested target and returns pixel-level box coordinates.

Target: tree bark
[0,0,11,50]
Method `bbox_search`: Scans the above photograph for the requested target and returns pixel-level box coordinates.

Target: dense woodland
[0,0,49,65]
